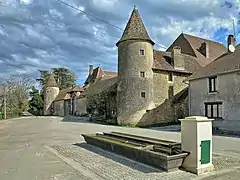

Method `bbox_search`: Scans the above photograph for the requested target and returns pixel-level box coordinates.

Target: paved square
[0,117,240,179]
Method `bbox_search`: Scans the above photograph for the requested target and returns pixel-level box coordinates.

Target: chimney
[172,46,184,70]
[200,42,209,58]
[89,65,93,75]
[228,34,235,52]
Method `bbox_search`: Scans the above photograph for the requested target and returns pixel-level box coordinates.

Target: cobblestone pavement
[0,116,240,180]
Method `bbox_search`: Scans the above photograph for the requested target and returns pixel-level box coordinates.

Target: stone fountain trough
[82,131,189,172]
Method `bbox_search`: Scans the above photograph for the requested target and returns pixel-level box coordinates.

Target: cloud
[0,0,239,85]
[20,0,34,5]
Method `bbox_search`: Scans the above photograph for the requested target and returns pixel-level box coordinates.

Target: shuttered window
[205,102,223,118]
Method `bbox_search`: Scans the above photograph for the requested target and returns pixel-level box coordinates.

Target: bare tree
[0,75,34,118]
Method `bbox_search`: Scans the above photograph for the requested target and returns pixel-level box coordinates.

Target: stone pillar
[179,116,214,175]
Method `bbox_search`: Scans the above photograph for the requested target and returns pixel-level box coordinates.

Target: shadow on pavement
[61,116,93,123]
[73,142,163,174]
[149,125,181,132]
[212,130,240,138]
[150,125,240,138]
[61,116,119,127]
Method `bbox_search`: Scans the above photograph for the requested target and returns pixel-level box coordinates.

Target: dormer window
[140,49,145,55]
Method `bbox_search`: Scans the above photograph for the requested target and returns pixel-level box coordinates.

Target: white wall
[189,71,240,132]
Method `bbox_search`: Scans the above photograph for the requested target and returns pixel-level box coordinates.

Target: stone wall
[173,97,188,122]
[190,71,240,133]
[105,94,117,119]
[53,100,64,117]
[76,97,87,115]
[153,71,169,106]
[136,70,189,127]
[137,96,188,127]
[173,73,189,96]
[137,99,174,127]
[153,70,188,106]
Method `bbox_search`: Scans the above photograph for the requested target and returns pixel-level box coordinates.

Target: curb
[44,145,103,180]
[0,116,64,123]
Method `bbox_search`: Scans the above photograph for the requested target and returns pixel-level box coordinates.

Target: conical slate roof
[45,74,58,87]
[116,8,154,46]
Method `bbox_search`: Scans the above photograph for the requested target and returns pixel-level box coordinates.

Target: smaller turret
[43,74,59,115]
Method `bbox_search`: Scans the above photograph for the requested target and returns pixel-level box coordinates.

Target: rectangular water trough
[82,132,189,172]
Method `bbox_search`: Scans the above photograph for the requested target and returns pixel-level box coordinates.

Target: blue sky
[0,0,239,86]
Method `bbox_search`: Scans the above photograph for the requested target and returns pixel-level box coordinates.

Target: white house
[188,35,240,133]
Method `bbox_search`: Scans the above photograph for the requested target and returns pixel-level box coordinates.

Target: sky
[0,0,240,86]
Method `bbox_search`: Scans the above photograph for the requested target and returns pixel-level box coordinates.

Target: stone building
[43,74,86,117]
[44,7,228,126]
[83,7,227,126]
[83,66,118,119]
[188,35,240,133]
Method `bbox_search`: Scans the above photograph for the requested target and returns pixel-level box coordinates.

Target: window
[166,57,172,65]
[141,92,146,98]
[168,86,174,98]
[209,76,217,92]
[168,72,173,82]
[140,71,145,78]
[140,49,145,55]
[205,102,223,118]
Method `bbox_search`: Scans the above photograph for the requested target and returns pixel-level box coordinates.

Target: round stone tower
[43,74,59,116]
[116,7,155,125]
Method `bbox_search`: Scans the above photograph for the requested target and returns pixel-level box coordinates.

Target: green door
[201,140,211,164]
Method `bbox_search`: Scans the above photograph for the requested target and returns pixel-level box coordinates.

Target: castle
[44,7,228,126]
[43,74,85,117]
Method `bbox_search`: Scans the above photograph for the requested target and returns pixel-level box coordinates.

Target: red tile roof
[103,71,118,77]
[84,66,117,85]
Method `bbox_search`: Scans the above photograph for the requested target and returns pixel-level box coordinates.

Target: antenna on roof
[133,4,137,10]
[233,19,236,38]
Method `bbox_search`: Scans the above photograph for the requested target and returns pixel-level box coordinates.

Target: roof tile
[54,87,71,102]
[167,33,227,67]
[45,74,58,87]
[153,50,199,74]
[116,8,154,46]
[188,49,240,81]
